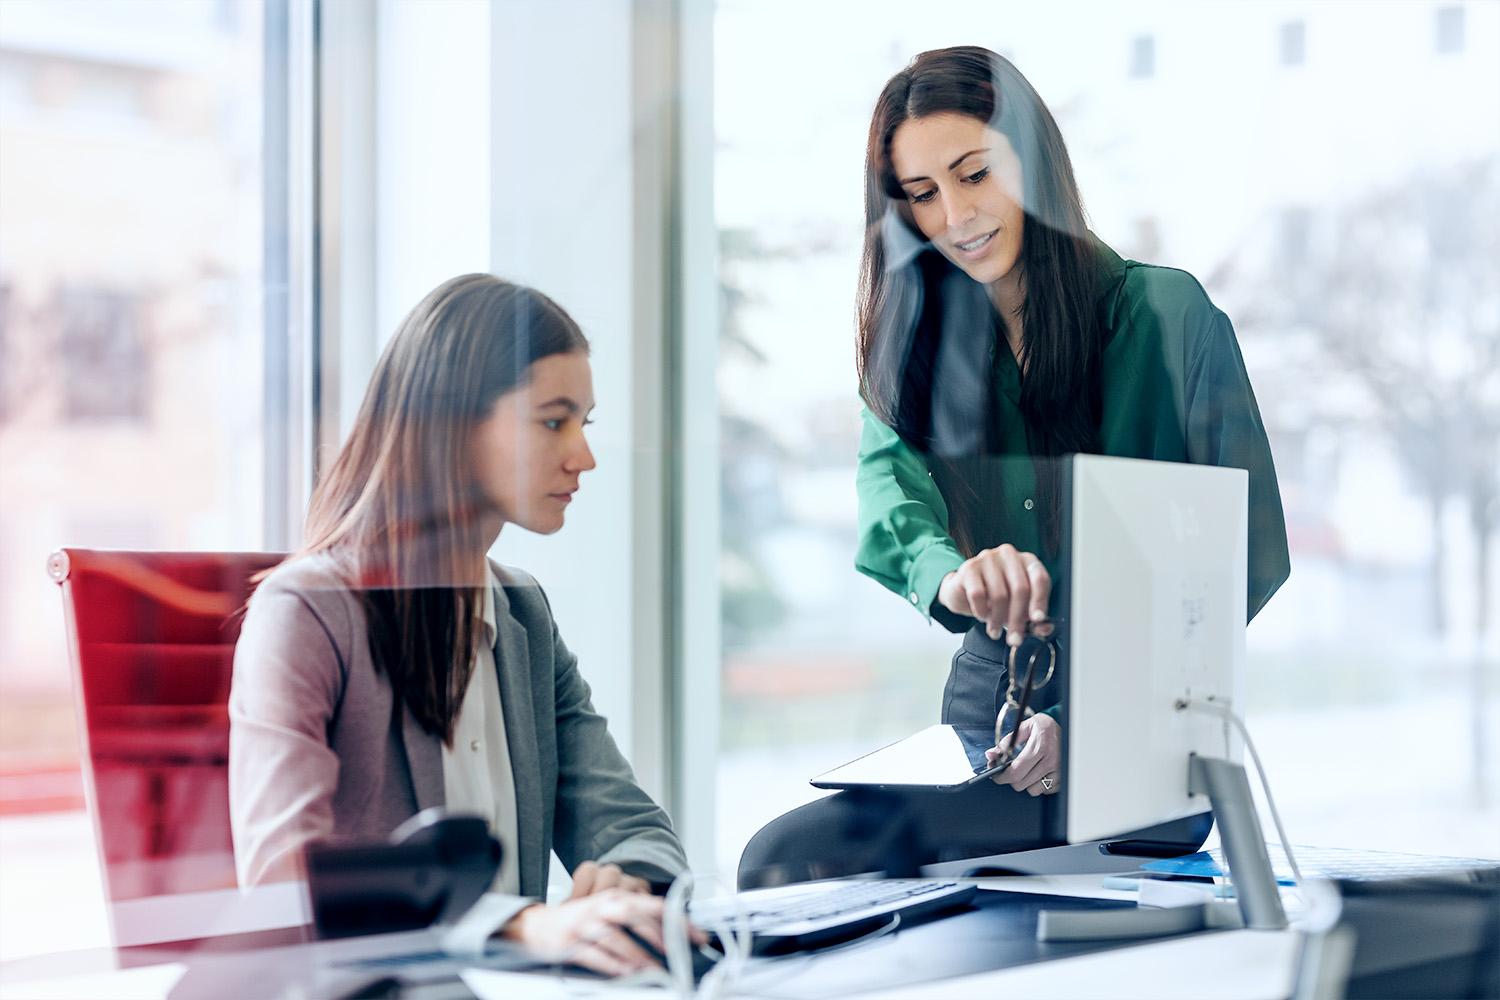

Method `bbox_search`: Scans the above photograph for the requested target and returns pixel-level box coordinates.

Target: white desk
[0,876,1305,1000]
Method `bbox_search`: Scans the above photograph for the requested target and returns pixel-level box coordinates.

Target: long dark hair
[296,274,588,743]
[856,46,1104,556]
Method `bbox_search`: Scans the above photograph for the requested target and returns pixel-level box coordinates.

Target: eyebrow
[897,148,990,185]
[535,397,581,413]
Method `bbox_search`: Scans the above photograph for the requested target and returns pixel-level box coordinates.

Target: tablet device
[809,724,1017,791]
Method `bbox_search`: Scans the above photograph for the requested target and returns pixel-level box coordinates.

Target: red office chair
[49,549,285,912]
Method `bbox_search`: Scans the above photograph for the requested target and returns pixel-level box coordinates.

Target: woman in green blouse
[739,45,1288,888]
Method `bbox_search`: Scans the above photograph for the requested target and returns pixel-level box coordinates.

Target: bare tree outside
[1229,157,1500,805]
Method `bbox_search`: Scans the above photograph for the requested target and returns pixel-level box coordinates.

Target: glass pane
[0,0,267,959]
[713,0,1500,877]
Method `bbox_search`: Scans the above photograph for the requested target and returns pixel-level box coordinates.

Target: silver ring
[1040,775,1055,792]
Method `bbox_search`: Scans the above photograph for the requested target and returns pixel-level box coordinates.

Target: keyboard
[1256,845,1500,882]
[687,878,977,954]
[1142,845,1500,884]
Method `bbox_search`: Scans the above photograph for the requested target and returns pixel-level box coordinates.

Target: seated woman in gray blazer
[230,274,689,977]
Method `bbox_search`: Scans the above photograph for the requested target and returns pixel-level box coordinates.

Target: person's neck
[423,510,502,586]
[988,268,1027,364]
[477,510,504,557]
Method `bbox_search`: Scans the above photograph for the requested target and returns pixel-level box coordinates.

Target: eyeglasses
[992,616,1061,764]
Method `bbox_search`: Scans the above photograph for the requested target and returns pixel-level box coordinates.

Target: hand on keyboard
[503,889,705,978]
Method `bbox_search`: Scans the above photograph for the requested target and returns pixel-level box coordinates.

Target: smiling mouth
[954,230,997,253]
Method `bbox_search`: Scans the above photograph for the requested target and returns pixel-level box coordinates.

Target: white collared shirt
[441,568,521,895]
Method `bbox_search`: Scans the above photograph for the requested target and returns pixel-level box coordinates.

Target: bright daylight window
[711,0,1499,876]
[0,0,267,960]
[0,0,1494,960]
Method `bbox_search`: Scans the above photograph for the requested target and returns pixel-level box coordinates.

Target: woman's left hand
[985,713,1062,796]
[568,861,651,898]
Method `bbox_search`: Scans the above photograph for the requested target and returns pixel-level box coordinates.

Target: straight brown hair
[296,274,588,743]
[857,46,1103,557]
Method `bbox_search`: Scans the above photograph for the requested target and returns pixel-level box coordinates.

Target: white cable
[661,871,754,1000]
[1183,698,1305,887]
[658,876,918,998]
[663,872,710,998]
[697,893,752,1000]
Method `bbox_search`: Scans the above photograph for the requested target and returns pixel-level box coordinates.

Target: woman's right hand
[937,544,1051,645]
[502,890,678,977]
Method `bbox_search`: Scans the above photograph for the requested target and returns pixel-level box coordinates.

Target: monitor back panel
[1064,455,1247,845]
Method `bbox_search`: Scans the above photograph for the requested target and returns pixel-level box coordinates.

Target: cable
[661,871,754,1000]
[663,872,701,998]
[659,876,914,998]
[799,911,902,954]
[1182,697,1305,887]
[723,914,904,1000]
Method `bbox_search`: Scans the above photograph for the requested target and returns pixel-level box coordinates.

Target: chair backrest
[49,548,286,915]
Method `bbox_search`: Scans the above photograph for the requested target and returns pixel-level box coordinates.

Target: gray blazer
[228,553,687,923]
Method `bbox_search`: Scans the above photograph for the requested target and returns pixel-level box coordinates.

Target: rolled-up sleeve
[228,584,345,887]
[1184,311,1292,621]
[855,406,966,626]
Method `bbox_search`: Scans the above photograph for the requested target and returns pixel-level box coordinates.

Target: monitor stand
[1036,754,1288,942]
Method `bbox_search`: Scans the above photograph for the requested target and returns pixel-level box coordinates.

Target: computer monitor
[1058,453,1248,845]
[1040,454,1285,936]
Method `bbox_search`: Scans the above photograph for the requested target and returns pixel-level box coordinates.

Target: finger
[1007,754,1043,791]
[1037,752,1063,795]
[990,763,1019,787]
[1006,718,1040,765]
[598,891,667,927]
[988,737,1021,786]
[591,864,624,894]
[962,571,992,636]
[1009,761,1044,792]
[621,909,668,954]
[570,861,598,899]
[1024,555,1052,624]
[938,570,968,616]
[1005,728,1045,789]
[988,728,1015,759]
[1021,761,1058,796]
[570,941,634,978]
[988,712,1015,757]
[974,556,1008,639]
[618,874,650,895]
[996,546,1030,645]
[598,890,669,953]
[591,924,660,970]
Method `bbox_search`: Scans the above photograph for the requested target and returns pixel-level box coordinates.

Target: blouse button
[470,739,481,752]
[909,592,920,605]
[1023,498,1034,511]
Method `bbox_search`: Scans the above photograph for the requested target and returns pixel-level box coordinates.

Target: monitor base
[1036,754,1287,942]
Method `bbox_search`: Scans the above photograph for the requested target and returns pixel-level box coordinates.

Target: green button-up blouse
[855,242,1290,631]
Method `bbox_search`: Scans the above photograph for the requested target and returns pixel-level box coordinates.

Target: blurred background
[0,0,1495,963]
